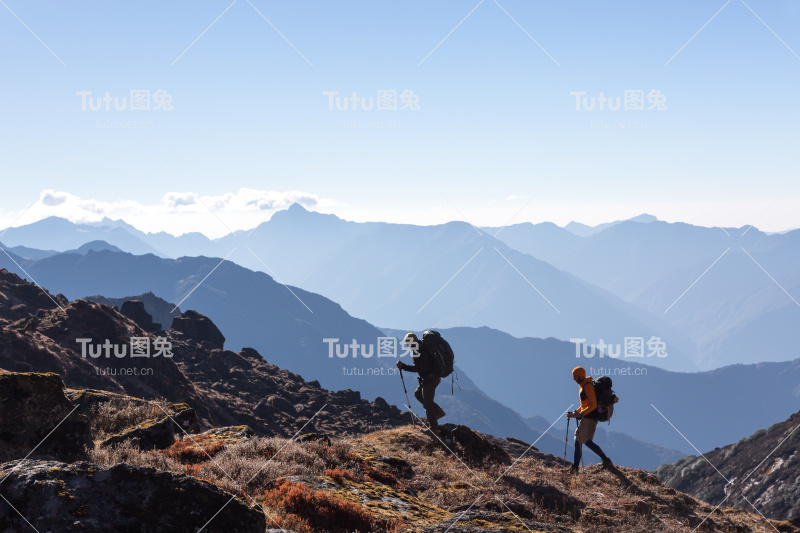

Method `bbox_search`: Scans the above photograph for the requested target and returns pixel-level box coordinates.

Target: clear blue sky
[0,0,798,236]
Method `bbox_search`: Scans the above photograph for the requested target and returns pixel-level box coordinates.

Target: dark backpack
[593,376,618,422]
[422,330,454,378]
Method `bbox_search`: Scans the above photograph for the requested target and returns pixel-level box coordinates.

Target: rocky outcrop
[445,424,512,464]
[86,291,179,333]
[0,370,91,462]
[119,300,160,332]
[0,272,413,446]
[101,406,198,450]
[170,309,225,349]
[0,460,264,532]
[0,269,68,322]
[194,425,255,445]
[655,410,800,521]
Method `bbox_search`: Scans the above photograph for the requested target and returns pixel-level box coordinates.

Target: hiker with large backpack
[567,366,616,473]
[395,330,454,429]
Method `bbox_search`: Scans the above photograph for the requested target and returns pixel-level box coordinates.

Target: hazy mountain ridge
[396,326,800,457]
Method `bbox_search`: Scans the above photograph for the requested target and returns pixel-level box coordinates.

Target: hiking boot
[568,464,579,475]
[434,406,446,421]
[601,457,613,469]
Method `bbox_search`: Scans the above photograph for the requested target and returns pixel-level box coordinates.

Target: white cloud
[1,189,796,237]
[41,190,69,207]
[0,189,333,239]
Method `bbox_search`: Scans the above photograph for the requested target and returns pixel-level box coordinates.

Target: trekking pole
[564,416,570,463]
[399,369,415,428]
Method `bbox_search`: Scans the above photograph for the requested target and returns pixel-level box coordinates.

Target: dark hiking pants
[415,376,441,427]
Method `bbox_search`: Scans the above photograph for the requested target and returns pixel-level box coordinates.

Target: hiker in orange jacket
[567,366,612,473]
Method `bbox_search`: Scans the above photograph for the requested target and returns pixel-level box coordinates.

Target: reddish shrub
[325,468,358,484]
[261,479,404,533]
[164,435,225,464]
[270,514,313,533]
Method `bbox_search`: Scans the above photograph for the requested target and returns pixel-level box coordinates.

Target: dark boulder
[170,310,225,349]
[0,370,91,462]
[119,300,160,332]
[0,460,265,532]
[101,407,198,450]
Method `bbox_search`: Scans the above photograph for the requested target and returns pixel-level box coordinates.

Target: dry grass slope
[85,410,796,533]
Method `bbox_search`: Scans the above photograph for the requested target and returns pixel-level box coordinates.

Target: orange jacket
[577,377,597,417]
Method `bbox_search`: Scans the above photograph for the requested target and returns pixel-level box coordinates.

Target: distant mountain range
[384,326,800,458]
[5,207,798,369]
[3,242,799,464]
[0,248,691,469]
[485,218,800,368]
[0,250,586,459]
[563,213,658,237]
[0,207,704,371]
